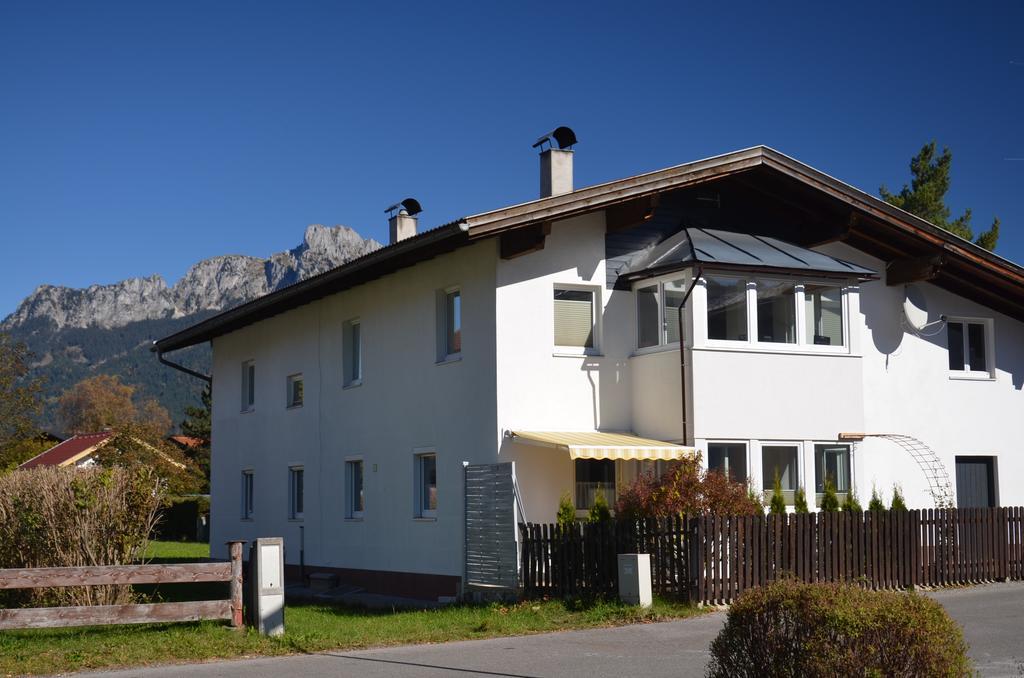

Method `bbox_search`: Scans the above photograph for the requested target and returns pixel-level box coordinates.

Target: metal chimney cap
[532,126,578,151]
[384,198,423,217]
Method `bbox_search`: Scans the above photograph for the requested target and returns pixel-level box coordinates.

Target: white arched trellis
[851,433,955,508]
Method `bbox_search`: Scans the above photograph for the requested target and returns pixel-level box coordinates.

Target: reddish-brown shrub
[615,453,759,518]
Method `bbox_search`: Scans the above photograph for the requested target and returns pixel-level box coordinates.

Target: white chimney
[386,198,422,245]
[540,148,573,198]
[533,126,578,199]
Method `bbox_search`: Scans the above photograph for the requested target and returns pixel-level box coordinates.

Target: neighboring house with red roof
[168,435,207,450]
[18,432,114,470]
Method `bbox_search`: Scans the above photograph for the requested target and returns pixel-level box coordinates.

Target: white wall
[209,240,499,579]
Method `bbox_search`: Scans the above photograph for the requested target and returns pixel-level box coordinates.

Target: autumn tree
[881,141,1000,251]
[57,374,171,440]
[0,334,44,470]
[615,453,761,518]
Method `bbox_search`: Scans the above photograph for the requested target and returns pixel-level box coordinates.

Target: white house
[155,137,1024,600]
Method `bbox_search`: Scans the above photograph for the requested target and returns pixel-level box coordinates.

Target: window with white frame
[708,442,748,483]
[814,443,851,496]
[414,452,437,518]
[706,277,749,341]
[437,287,462,361]
[761,444,799,503]
[635,277,689,350]
[289,466,304,519]
[704,275,848,350]
[574,458,616,510]
[345,459,364,518]
[241,470,254,519]
[946,318,992,376]
[241,360,255,412]
[286,374,304,408]
[554,285,598,352]
[805,284,844,346]
[343,318,361,386]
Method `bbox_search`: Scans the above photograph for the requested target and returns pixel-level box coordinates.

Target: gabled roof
[18,432,114,469]
[617,226,877,284]
[153,145,1024,353]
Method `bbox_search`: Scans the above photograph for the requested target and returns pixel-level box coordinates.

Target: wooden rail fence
[0,541,245,630]
[520,507,1024,604]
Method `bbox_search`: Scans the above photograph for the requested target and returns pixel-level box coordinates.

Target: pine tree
[179,383,212,491]
[820,477,841,512]
[868,486,886,512]
[588,490,612,523]
[890,484,908,511]
[793,487,810,514]
[557,492,576,529]
[881,142,1000,251]
[769,473,787,515]
[842,489,863,512]
[748,488,765,516]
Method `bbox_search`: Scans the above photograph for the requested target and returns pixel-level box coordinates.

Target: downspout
[677,266,703,446]
[155,343,212,383]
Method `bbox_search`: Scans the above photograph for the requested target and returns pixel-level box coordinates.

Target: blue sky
[1,1,1021,318]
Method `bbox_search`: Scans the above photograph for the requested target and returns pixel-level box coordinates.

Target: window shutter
[554,292,594,347]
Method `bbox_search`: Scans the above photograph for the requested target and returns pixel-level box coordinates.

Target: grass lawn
[143,540,211,563]
[0,597,702,676]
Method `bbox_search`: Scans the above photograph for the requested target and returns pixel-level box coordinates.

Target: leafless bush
[0,465,163,607]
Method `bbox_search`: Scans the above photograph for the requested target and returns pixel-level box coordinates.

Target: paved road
[76,582,1024,678]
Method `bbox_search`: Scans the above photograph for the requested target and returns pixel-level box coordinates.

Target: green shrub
[588,491,611,524]
[556,492,576,528]
[819,477,840,512]
[793,487,809,514]
[842,489,862,512]
[707,579,972,677]
[748,488,765,515]
[868,486,886,511]
[768,474,786,515]
[891,484,908,511]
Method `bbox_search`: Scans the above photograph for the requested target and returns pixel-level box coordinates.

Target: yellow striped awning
[510,431,694,461]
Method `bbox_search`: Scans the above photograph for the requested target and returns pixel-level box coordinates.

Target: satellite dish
[903,284,929,331]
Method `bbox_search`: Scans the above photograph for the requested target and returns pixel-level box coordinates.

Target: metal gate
[464,462,520,591]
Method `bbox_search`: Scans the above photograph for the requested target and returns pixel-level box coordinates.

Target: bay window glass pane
[708,443,747,483]
[762,445,798,491]
[664,278,687,344]
[706,277,748,341]
[805,285,844,346]
[815,444,850,493]
[756,281,796,344]
[554,289,594,348]
[575,459,615,509]
[967,323,986,371]
[636,285,659,349]
[947,321,964,370]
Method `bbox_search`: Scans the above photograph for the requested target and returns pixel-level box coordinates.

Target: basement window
[947,318,993,378]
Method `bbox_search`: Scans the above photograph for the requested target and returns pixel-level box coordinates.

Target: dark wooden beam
[886,255,945,286]
[499,222,550,259]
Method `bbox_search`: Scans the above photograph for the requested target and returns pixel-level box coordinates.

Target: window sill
[436,354,462,366]
[288,518,304,523]
[948,372,995,381]
[345,516,364,522]
[343,380,363,390]
[241,408,255,414]
[553,350,604,358]
[694,344,855,358]
[286,404,303,410]
[241,518,255,522]
[412,516,437,522]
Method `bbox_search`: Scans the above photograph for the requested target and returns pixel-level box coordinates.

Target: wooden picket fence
[520,507,1024,604]
[0,541,245,630]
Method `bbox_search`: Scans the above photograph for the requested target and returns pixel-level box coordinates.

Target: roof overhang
[510,431,694,461]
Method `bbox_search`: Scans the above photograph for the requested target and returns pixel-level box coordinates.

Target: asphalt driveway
[75,582,1024,678]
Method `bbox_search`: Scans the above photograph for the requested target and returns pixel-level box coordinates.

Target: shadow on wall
[863,281,1024,390]
[582,287,634,432]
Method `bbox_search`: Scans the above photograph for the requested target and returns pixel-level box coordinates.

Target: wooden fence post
[227,540,246,629]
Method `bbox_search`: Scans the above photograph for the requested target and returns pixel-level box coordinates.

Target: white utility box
[617,553,652,607]
[248,537,285,636]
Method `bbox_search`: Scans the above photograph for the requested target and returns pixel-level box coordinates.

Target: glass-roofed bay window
[635,276,689,349]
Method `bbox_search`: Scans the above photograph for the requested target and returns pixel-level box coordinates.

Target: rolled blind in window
[554,290,594,347]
